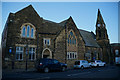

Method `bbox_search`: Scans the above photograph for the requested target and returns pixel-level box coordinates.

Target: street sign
[9,48,12,53]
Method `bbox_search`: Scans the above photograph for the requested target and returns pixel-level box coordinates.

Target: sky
[0,2,118,44]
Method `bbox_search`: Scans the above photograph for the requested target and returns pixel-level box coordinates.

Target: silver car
[74,60,91,69]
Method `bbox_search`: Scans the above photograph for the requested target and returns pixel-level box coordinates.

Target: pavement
[2,64,120,80]
[2,68,37,73]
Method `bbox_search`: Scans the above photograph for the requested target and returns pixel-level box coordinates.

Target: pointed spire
[68,16,73,20]
[96,9,105,24]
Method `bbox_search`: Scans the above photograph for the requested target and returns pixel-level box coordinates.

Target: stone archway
[42,48,52,58]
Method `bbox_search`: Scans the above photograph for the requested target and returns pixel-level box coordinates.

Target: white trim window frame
[16,46,24,60]
[44,38,50,46]
[29,47,36,60]
[67,52,77,59]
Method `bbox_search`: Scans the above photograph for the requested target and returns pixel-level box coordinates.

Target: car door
[52,59,61,70]
[84,60,89,67]
[85,61,89,67]
[82,60,86,68]
[97,60,102,66]
[74,61,80,68]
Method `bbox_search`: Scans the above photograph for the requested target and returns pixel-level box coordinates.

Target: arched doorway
[42,48,52,58]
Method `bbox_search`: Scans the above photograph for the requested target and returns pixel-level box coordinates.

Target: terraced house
[2,5,110,69]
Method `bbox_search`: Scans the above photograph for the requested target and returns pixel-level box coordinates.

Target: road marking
[67,72,91,77]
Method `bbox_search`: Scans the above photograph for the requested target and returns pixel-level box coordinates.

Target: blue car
[36,58,67,73]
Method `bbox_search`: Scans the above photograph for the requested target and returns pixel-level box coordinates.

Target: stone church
[1,5,110,69]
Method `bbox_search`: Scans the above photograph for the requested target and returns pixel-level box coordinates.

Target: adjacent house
[111,43,120,64]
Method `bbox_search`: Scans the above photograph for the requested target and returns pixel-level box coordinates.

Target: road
[2,65,120,80]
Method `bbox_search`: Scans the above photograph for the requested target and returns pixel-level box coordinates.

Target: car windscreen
[75,61,80,65]
[91,60,95,62]
[96,60,102,63]
[82,60,88,63]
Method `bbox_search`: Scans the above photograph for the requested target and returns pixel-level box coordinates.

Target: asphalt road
[2,65,120,80]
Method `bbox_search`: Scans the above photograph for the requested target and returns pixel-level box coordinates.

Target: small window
[70,31,73,36]
[16,47,23,60]
[67,52,77,59]
[67,53,70,59]
[27,25,30,37]
[29,47,36,60]
[70,53,72,59]
[22,26,26,37]
[68,39,69,44]
[44,38,50,46]
[31,28,34,38]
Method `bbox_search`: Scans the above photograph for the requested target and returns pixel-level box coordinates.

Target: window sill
[15,59,23,61]
[21,37,36,39]
[28,59,36,61]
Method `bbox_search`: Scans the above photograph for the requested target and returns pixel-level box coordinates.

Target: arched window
[31,28,34,38]
[22,26,26,37]
[21,23,36,38]
[27,25,30,37]
[68,30,77,45]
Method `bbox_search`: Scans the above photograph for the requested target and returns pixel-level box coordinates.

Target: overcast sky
[1,2,118,44]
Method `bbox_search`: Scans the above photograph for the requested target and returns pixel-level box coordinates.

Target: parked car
[89,60,106,67]
[115,57,120,65]
[35,58,67,73]
[74,60,91,69]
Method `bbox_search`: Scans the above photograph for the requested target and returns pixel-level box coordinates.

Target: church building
[2,5,110,69]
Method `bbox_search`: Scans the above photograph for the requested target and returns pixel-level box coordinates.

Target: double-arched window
[67,30,77,45]
[21,23,36,38]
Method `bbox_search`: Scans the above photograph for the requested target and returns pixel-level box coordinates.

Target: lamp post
[26,41,29,71]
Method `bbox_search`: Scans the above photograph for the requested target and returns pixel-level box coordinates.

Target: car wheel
[44,67,49,73]
[104,64,105,67]
[90,65,92,68]
[61,67,66,72]
[97,64,99,67]
[81,66,84,69]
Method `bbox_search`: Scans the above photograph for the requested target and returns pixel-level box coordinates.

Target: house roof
[79,29,100,47]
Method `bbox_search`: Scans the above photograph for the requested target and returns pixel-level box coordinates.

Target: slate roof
[79,29,100,47]
[41,19,64,34]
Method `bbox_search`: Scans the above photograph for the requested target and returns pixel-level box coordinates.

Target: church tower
[96,9,110,63]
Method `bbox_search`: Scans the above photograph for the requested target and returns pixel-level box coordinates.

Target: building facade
[2,5,110,69]
[111,43,120,64]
